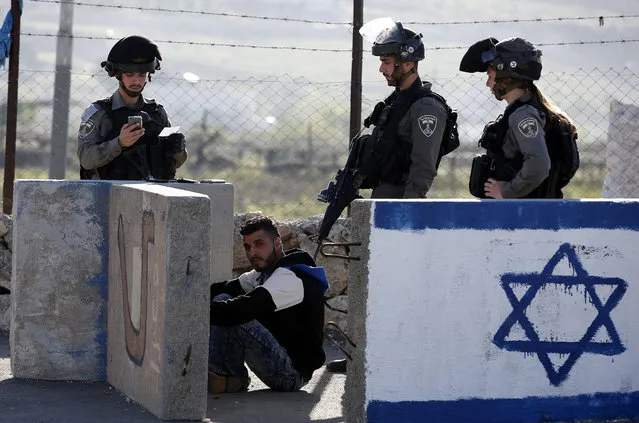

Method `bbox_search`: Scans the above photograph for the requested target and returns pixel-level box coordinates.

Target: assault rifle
[313,138,362,260]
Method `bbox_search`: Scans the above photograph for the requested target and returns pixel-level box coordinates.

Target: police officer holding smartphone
[77,35,187,180]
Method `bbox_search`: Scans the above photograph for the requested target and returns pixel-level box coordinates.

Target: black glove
[163,133,186,156]
[364,102,386,128]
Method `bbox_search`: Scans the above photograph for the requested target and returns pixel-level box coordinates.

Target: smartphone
[128,115,143,128]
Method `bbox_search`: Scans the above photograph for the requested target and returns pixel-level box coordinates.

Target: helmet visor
[360,17,405,45]
[481,49,498,64]
[459,37,499,73]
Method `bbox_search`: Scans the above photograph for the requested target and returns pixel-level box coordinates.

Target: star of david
[493,243,627,386]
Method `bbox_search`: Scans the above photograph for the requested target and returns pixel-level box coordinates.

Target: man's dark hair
[240,216,280,239]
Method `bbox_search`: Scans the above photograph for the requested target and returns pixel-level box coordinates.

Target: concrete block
[347,199,639,423]
[345,200,372,423]
[10,180,110,380]
[107,183,210,421]
[119,181,234,284]
[163,181,234,284]
[0,295,10,332]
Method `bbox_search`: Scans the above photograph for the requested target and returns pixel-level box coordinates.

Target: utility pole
[49,0,74,179]
[3,0,22,215]
[349,0,363,141]
[347,0,363,217]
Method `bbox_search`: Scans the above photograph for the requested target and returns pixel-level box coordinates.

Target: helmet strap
[492,77,528,100]
[390,60,415,86]
[118,78,146,98]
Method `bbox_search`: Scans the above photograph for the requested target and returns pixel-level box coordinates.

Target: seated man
[208,216,329,393]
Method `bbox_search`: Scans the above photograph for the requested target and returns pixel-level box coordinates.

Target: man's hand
[484,178,504,199]
[118,123,145,148]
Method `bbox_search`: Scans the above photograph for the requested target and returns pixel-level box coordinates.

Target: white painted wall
[365,220,639,404]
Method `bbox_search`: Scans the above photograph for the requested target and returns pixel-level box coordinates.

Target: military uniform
[460,36,572,199]
[498,93,551,198]
[371,81,448,198]
[77,90,187,180]
[78,34,187,180]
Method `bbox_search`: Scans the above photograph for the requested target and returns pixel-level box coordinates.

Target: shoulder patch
[418,114,437,137]
[79,119,96,139]
[80,104,99,123]
[517,117,539,138]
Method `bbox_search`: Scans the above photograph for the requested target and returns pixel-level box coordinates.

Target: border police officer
[77,35,187,180]
[326,18,453,374]
[355,18,449,199]
[460,37,576,198]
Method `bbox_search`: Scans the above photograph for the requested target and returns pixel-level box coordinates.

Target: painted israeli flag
[364,200,639,423]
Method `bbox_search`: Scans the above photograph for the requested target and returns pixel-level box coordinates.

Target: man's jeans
[209,294,308,392]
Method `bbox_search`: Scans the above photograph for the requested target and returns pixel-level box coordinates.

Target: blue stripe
[367,391,639,423]
[373,200,639,231]
[77,181,112,381]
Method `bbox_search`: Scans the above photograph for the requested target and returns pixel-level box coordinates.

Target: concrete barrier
[10,181,111,380]
[346,199,639,423]
[107,184,210,420]
[10,180,233,384]
[163,181,233,284]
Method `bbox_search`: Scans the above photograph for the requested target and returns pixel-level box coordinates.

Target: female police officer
[460,37,577,199]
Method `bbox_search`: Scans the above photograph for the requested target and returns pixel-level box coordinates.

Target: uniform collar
[111,90,156,110]
[505,91,533,112]
[517,91,534,103]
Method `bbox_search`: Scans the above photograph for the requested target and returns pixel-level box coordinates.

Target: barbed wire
[20,32,351,52]
[27,0,352,25]
[25,0,639,28]
[423,39,639,50]
[20,32,639,52]
[405,14,639,26]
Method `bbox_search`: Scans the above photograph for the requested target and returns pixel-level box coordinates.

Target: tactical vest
[477,97,568,199]
[357,78,458,187]
[82,98,171,180]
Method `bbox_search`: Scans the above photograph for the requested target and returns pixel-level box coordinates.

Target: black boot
[326,358,347,373]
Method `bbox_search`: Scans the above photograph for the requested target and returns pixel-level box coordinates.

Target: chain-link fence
[1,68,639,218]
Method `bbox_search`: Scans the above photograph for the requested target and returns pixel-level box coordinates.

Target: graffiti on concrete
[117,211,155,366]
[493,243,627,386]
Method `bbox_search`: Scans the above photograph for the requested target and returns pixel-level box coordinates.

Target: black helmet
[368,21,424,62]
[460,37,542,81]
[101,35,162,77]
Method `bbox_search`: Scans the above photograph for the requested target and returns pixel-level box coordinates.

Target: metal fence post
[49,0,74,179]
[2,0,22,215]
[349,0,363,141]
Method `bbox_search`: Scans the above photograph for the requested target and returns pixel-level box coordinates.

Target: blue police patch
[81,104,99,123]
